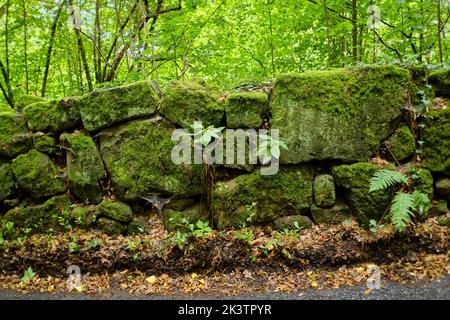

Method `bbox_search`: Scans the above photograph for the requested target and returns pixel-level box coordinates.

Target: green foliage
[369,170,409,192]
[21,267,36,284]
[390,192,415,232]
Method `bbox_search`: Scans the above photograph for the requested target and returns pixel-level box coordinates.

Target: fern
[369,170,409,193]
[411,190,431,216]
[390,192,415,232]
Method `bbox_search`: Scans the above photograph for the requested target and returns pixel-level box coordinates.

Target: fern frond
[411,190,431,216]
[369,170,409,193]
[390,192,415,232]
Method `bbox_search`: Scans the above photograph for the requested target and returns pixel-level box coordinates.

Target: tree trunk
[22,0,29,94]
[437,0,443,64]
[351,0,358,62]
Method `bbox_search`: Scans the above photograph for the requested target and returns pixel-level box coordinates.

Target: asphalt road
[0,276,448,300]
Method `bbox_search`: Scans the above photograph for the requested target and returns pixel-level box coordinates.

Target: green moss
[436,178,450,202]
[1,195,72,237]
[23,97,81,132]
[0,104,12,114]
[429,69,450,97]
[332,162,395,226]
[11,150,66,198]
[61,132,104,203]
[429,200,448,217]
[0,112,32,158]
[79,80,159,131]
[225,92,268,128]
[272,215,313,231]
[213,166,314,229]
[313,174,336,207]
[160,79,224,129]
[422,108,450,175]
[96,217,127,235]
[411,168,434,198]
[271,66,409,163]
[99,118,201,200]
[71,205,98,227]
[33,133,57,155]
[15,95,46,110]
[0,163,15,202]
[384,126,416,162]
[97,199,132,223]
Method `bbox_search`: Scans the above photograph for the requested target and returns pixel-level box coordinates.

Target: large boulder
[79,81,159,131]
[61,132,104,203]
[11,150,66,198]
[332,162,393,226]
[213,166,314,229]
[23,98,81,132]
[99,118,201,200]
[159,80,224,128]
[0,163,15,202]
[0,111,32,157]
[97,199,132,223]
[422,108,450,175]
[225,92,268,128]
[270,66,409,163]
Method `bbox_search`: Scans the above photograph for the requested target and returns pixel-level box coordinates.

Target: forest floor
[0,214,448,299]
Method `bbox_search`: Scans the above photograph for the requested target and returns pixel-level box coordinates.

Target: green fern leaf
[390,192,415,232]
[411,190,431,216]
[369,170,409,193]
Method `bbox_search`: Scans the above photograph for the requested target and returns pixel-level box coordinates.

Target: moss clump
[384,126,416,162]
[272,215,313,231]
[33,133,58,155]
[225,92,268,128]
[79,80,159,131]
[311,201,351,225]
[429,69,450,97]
[127,218,147,235]
[1,195,72,237]
[96,217,127,235]
[15,95,46,110]
[61,132,104,203]
[411,168,434,199]
[11,150,66,198]
[0,163,15,202]
[71,205,98,227]
[99,118,201,200]
[313,174,336,207]
[97,199,133,223]
[213,166,314,229]
[160,80,224,129]
[422,108,450,175]
[0,112,32,158]
[271,66,409,163]
[23,97,81,132]
[332,162,395,226]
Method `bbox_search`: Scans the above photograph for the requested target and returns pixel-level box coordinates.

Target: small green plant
[68,237,80,253]
[21,267,36,284]
[86,239,102,252]
[234,229,254,244]
[170,230,189,250]
[190,220,213,237]
[0,232,4,246]
[369,219,385,234]
[369,169,431,232]
[257,133,288,164]
[126,239,143,251]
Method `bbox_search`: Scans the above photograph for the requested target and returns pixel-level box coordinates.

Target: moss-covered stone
[0,163,15,202]
[1,195,72,236]
[165,198,197,211]
[0,112,32,158]
[271,66,409,163]
[411,168,434,199]
[11,150,66,198]
[311,201,351,225]
[99,118,201,200]
[226,92,268,128]
[33,133,58,155]
[429,69,450,97]
[159,80,224,129]
[15,95,46,111]
[23,98,81,132]
[384,126,416,162]
[127,218,147,235]
[96,217,127,235]
[422,108,450,174]
[71,205,98,227]
[429,200,448,217]
[436,178,450,202]
[61,132,104,203]
[313,174,336,207]
[332,162,394,226]
[79,80,159,131]
[97,199,132,223]
[162,203,209,232]
[272,215,313,231]
[213,166,314,229]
